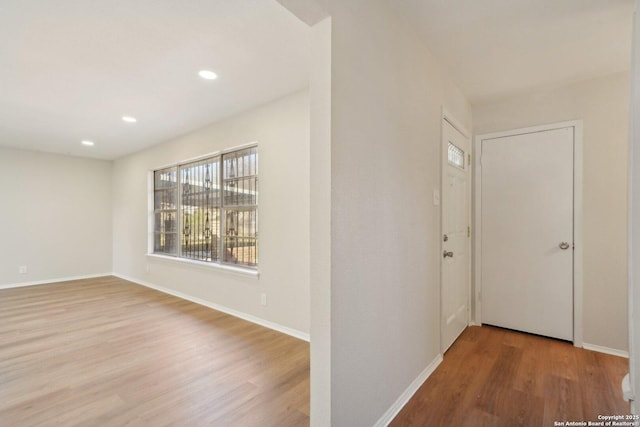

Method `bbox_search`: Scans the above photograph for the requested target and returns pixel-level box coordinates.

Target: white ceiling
[0,0,310,160]
[390,0,635,105]
[1,1,635,160]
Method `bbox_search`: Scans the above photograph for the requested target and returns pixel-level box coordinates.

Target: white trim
[573,123,584,347]
[474,120,584,346]
[442,108,471,139]
[583,343,629,358]
[112,273,309,342]
[147,171,155,254]
[373,354,444,427]
[0,273,113,290]
[628,6,639,414]
[2,272,306,342]
[150,141,259,171]
[146,253,260,278]
[473,134,483,325]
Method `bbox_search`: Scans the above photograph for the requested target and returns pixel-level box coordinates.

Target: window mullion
[177,165,183,258]
[219,157,225,266]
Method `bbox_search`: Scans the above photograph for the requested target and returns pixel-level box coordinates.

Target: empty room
[2,0,640,426]
[1,0,312,425]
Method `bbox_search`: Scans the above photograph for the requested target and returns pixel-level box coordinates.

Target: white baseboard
[112,273,310,342]
[373,353,444,427]
[583,342,629,358]
[0,273,113,290]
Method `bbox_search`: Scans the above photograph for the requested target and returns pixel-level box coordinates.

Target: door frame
[440,108,472,353]
[474,120,584,346]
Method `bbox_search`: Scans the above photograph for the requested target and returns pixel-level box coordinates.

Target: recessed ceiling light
[81,140,95,147]
[122,116,137,123]
[198,70,218,80]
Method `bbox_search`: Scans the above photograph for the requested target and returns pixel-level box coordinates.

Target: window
[447,141,465,170]
[153,145,258,269]
[153,168,178,255]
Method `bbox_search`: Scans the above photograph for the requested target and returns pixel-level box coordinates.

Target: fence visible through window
[153,168,177,255]
[222,147,258,267]
[153,145,258,269]
[180,158,220,262]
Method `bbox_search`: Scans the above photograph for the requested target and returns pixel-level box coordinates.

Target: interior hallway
[391,326,629,426]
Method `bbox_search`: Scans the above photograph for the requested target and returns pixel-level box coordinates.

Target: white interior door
[480,126,574,341]
[441,119,470,353]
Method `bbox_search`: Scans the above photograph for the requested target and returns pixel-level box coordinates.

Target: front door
[480,126,574,341]
[441,118,470,352]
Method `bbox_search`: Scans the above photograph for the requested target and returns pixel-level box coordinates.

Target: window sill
[146,254,260,279]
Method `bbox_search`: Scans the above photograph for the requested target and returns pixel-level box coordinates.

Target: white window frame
[147,143,259,274]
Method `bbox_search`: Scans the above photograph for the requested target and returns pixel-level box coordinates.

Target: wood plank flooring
[1,278,630,426]
[0,276,309,427]
[390,325,630,426]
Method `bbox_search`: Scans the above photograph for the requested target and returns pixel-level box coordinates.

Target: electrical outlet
[19,265,27,275]
[260,293,267,306]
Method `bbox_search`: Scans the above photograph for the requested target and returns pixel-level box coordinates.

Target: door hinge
[468,154,471,166]
[467,226,471,238]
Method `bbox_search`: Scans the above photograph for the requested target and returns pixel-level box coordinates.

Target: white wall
[307,1,472,425]
[111,90,311,336]
[628,1,639,413]
[309,16,332,427]
[0,147,113,286]
[473,72,630,353]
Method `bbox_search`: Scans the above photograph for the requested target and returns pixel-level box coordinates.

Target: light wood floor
[391,325,630,426]
[0,276,309,427]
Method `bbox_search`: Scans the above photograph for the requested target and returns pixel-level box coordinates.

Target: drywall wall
[309,16,332,427]
[473,72,630,352]
[628,0,639,413]
[111,90,311,336]
[0,147,113,286]
[306,0,472,425]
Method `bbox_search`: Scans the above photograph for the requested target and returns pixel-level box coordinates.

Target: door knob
[443,250,454,258]
[559,242,571,250]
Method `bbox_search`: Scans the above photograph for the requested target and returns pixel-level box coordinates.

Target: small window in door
[448,141,465,169]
